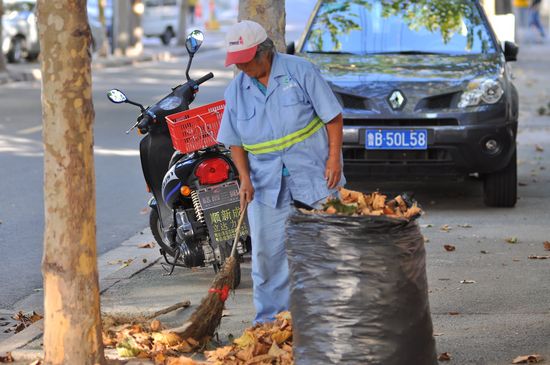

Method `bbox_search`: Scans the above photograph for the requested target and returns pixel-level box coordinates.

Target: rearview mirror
[286,41,295,55]
[503,41,518,62]
[185,30,204,55]
[107,89,127,104]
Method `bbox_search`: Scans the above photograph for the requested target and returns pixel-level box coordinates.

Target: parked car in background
[1,0,39,63]
[1,0,111,63]
[142,0,180,45]
[291,0,519,207]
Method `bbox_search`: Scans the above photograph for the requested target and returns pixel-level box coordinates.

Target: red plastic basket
[166,100,226,154]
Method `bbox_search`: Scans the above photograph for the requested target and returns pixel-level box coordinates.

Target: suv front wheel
[483,150,517,207]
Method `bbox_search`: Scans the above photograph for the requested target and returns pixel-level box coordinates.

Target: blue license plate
[365,129,428,150]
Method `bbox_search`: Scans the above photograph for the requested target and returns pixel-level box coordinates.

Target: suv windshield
[302,0,496,55]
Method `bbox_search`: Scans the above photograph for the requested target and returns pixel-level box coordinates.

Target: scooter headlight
[458,78,504,108]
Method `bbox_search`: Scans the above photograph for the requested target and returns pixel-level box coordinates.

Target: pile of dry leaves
[205,311,293,365]
[316,187,422,219]
[101,312,293,365]
[102,317,204,364]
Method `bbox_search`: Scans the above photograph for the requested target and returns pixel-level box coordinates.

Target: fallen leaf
[150,320,161,332]
[444,244,456,252]
[138,242,155,249]
[480,250,488,254]
[448,312,460,316]
[268,342,287,357]
[438,352,452,361]
[460,280,476,284]
[506,237,519,244]
[544,241,550,251]
[152,332,181,346]
[512,354,544,364]
[271,330,292,345]
[0,352,14,363]
[528,255,550,260]
[166,356,198,365]
[234,330,257,348]
[440,224,452,232]
[421,224,433,228]
[535,144,544,152]
[116,337,141,357]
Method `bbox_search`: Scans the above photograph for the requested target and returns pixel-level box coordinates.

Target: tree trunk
[177,0,188,46]
[238,0,286,53]
[98,0,110,57]
[0,0,7,72]
[129,0,143,52]
[113,0,131,55]
[37,1,105,364]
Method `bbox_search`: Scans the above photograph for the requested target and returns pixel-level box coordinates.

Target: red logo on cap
[229,36,244,46]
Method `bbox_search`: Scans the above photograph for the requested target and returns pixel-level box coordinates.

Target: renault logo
[388,90,406,110]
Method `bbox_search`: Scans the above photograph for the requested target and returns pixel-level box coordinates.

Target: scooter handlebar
[196,72,214,85]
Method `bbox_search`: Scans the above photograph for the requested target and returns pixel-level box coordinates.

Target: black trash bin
[286,209,437,365]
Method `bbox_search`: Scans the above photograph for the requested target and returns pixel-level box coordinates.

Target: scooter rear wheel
[149,208,175,257]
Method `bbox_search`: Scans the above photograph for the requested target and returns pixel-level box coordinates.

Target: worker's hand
[325,155,342,189]
[239,177,254,211]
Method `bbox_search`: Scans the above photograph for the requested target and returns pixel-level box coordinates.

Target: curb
[0,228,161,358]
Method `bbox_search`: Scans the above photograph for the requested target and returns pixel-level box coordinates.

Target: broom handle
[230,202,248,258]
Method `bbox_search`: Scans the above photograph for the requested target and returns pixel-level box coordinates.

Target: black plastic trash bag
[285,209,437,365]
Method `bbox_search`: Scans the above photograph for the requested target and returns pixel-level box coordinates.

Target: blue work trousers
[247,176,326,324]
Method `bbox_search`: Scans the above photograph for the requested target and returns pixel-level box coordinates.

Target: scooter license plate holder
[197,181,250,245]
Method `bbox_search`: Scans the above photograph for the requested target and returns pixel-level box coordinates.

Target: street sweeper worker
[216,20,346,324]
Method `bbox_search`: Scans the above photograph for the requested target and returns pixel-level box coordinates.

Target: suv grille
[343,148,452,162]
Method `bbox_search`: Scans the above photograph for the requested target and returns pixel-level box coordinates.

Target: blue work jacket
[217,52,346,208]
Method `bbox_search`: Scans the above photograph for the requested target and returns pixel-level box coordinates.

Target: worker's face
[235,52,270,79]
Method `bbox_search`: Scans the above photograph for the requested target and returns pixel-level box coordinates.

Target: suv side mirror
[286,41,295,55]
[503,41,518,62]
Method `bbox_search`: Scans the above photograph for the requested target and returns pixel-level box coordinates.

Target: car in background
[1,0,39,63]
[142,0,180,45]
[1,0,111,63]
[290,0,519,207]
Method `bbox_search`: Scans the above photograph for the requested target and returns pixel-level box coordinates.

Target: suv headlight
[458,78,504,108]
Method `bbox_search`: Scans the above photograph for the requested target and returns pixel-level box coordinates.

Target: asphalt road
[0,48,236,310]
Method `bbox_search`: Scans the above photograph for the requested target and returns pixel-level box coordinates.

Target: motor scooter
[107,30,250,286]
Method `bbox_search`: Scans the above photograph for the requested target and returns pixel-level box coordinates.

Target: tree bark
[37,1,105,364]
[0,0,7,72]
[177,0,188,46]
[238,0,286,53]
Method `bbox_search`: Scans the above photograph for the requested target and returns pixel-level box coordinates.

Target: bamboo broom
[173,203,248,343]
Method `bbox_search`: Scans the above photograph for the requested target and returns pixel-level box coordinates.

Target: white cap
[224,20,268,67]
